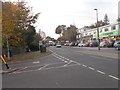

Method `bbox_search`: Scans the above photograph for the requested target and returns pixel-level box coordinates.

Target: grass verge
[7,50,52,64]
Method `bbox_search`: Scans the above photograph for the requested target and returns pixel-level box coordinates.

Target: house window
[104,28,108,32]
[111,26,116,30]
[94,32,96,34]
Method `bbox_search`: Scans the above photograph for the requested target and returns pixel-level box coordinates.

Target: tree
[62,25,77,42]
[103,13,109,25]
[55,25,66,37]
[29,33,40,51]
[2,1,40,55]
[55,25,62,36]
[2,1,40,48]
[24,25,36,47]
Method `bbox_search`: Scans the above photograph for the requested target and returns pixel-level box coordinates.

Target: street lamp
[94,9,100,50]
[6,35,10,60]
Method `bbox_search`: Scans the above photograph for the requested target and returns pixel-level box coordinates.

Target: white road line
[52,54,67,62]
[64,61,72,66]
[11,69,39,74]
[97,70,105,75]
[53,53,82,65]
[108,75,120,80]
[38,65,48,70]
[33,61,40,64]
[82,64,87,67]
[54,54,68,60]
[53,53,70,61]
[51,49,119,81]
[88,67,95,70]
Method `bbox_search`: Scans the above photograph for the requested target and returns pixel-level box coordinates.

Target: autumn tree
[2,2,39,46]
[2,1,40,50]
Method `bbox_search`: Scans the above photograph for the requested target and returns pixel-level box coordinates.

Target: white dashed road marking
[97,70,105,75]
[108,75,120,80]
[50,50,119,81]
[82,64,87,67]
[88,67,95,70]
[10,49,119,81]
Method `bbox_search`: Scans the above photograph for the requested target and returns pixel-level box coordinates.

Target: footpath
[0,50,51,74]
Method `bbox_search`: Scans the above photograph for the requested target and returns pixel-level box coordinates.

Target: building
[76,22,120,43]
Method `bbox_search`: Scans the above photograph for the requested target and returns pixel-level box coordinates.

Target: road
[2,46,119,88]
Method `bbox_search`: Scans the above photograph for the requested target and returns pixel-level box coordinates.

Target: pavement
[0,68,20,74]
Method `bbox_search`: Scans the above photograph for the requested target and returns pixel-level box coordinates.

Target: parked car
[78,43,85,47]
[85,42,90,47]
[100,41,109,48]
[64,43,69,46]
[90,41,98,47]
[56,44,62,48]
[45,43,50,47]
[75,42,78,46]
[114,41,120,50]
[108,40,115,47]
[69,42,75,46]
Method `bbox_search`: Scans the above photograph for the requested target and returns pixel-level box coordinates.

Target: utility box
[40,45,46,52]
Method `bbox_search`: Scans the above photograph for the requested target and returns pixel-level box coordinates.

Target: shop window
[104,28,108,32]
[111,26,116,30]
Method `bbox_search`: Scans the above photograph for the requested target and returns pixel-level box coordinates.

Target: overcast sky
[7,0,120,39]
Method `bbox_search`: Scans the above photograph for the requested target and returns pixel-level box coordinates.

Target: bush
[29,44,39,51]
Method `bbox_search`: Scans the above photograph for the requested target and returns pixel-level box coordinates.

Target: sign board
[93,29,120,38]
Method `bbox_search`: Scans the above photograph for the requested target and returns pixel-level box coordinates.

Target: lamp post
[94,9,100,50]
[6,35,10,60]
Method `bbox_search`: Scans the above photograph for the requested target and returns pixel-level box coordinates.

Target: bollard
[1,55,9,69]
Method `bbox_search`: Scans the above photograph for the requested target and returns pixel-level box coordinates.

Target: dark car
[114,41,120,50]
[90,42,98,47]
[107,40,115,47]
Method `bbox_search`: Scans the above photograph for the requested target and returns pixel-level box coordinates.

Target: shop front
[82,35,93,43]
[93,30,120,42]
